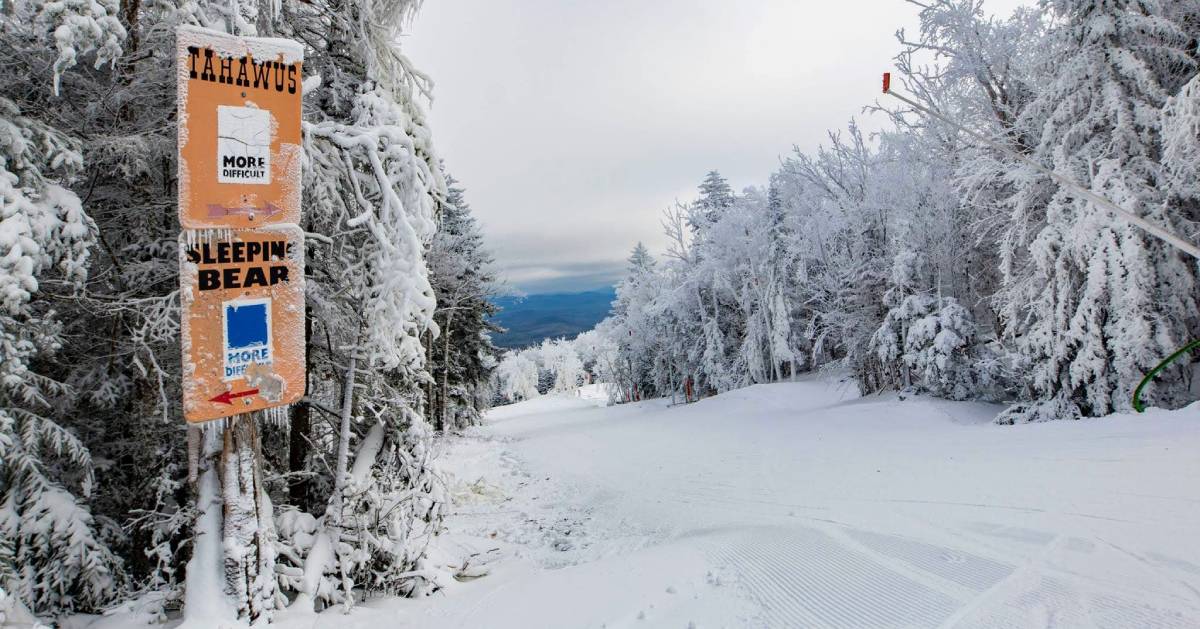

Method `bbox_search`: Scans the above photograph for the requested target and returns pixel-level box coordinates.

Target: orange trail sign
[180,226,306,423]
[177,26,306,423]
[177,26,303,230]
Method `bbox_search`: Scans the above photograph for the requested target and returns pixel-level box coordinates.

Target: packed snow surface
[286,378,1200,628]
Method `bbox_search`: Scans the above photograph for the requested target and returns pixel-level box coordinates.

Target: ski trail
[708,526,959,628]
[420,383,1200,629]
[944,532,1200,628]
[955,574,1199,628]
[704,522,1200,629]
[843,529,1014,592]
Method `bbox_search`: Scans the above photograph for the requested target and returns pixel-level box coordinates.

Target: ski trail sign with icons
[177,26,303,230]
[180,227,305,422]
[178,27,306,423]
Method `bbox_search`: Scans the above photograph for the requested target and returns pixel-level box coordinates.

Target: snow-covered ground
[284,377,1200,628]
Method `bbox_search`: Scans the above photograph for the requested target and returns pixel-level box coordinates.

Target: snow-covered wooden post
[221,414,278,622]
[181,416,280,625]
[181,426,238,628]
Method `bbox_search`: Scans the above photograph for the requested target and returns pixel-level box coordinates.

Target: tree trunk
[182,427,237,625]
[120,0,140,52]
[424,328,434,418]
[289,307,313,512]
[329,353,358,521]
[221,414,277,623]
[440,314,453,432]
[293,352,357,612]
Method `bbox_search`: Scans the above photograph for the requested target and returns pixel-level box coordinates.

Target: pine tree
[427,176,501,432]
[1000,0,1200,417]
[627,242,656,277]
[0,1,126,614]
[695,170,734,226]
[610,242,662,400]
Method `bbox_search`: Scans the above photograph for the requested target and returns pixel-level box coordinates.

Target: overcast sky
[406,0,1028,294]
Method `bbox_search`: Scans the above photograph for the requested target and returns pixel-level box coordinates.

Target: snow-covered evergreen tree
[872,289,983,401]
[494,350,541,403]
[608,242,663,400]
[426,176,500,432]
[695,170,735,226]
[0,1,124,615]
[998,0,1200,418]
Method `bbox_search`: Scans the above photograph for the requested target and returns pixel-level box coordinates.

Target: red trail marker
[209,388,260,405]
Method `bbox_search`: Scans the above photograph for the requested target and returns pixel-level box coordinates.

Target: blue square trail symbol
[223,299,273,381]
[226,302,269,349]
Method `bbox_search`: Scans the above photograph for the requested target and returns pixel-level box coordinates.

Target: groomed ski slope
[298,378,1200,628]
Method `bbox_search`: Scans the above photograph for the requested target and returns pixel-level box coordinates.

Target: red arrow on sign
[209,388,259,405]
[207,203,284,218]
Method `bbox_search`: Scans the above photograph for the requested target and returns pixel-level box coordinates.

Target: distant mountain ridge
[490,287,616,349]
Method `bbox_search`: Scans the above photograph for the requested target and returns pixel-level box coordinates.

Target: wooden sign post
[177,26,306,623]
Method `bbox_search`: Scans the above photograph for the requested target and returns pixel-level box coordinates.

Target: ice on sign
[224,298,273,380]
[217,105,271,184]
